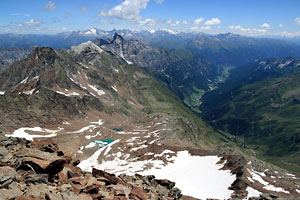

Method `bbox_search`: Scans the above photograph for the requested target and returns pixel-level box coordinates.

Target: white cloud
[204,18,221,25]
[294,17,300,25]
[166,19,180,26]
[44,1,56,11]
[228,25,242,30]
[194,18,204,25]
[261,23,270,29]
[81,6,88,13]
[99,0,149,21]
[190,26,198,31]
[65,13,71,18]
[200,26,211,30]
[139,18,158,26]
[182,20,190,25]
[19,19,43,27]
[278,24,284,28]
[190,26,211,31]
[228,25,267,35]
[155,0,164,4]
[10,13,30,17]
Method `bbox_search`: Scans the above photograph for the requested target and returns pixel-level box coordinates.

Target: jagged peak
[112,33,124,44]
[70,41,104,54]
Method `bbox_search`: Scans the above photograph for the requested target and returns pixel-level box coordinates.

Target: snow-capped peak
[160,28,179,35]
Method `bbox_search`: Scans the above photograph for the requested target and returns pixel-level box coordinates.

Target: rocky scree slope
[0,134,182,200]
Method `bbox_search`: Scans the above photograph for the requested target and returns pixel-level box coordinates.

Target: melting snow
[88,84,105,96]
[80,149,235,199]
[278,60,292,68]
[85,131,101,140]
[263,185,289,194]
[78,139,120,172]
[247,187,261,198]
[20,77,28,84]
[111,86,118,92]
[140,151,235,199]
[130,144,148,151]
[56,91,80,96]
[0,91,5,95]
[23,89,35,95]
[67,120,103,135]
[249,169,289,193]
[6,127,63,141]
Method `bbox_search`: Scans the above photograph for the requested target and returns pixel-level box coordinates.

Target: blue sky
[1,0,300,37]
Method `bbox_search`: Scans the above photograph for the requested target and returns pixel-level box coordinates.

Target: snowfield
[79,149,235,199]
[5,127,63,141]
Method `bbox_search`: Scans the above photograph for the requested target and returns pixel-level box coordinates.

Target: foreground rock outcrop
[0,133,182,200]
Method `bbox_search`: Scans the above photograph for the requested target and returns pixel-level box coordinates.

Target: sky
[0,0,300,37]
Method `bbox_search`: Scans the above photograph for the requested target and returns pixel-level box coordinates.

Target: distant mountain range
[1,29,300,67]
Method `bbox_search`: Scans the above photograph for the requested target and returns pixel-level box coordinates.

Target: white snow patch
[130,145,148,151]
[140,151,235,199]
[155,150,175,157]
[296,189,300,193]
[6,127,63,141]
[85,131,101,140]
[250,170,289,193]
[78,139,120,172]
[86,150,235,199]
[85,142,97,148]
[90,119,103,126]
[68,125,97,134]
[23,89,35,95]
[20,77,28,84]
[263,185,289,194]
[0,91,5,95]
[126,137,140,143]
[88,84,105,96]
[278,60,292,68]
[111,86,118,92]
[145,152,154,156]
[247,187,261,198]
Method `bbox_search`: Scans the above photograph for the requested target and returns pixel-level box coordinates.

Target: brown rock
[63,151,73,163]
[130,185,149,200]
[17,147,67,175]
[31,138,58,153]
[92,168,123,185]
[58,168,69,183]
[0,166,17,188]
[157,179,175,189]
[84,185,99,194]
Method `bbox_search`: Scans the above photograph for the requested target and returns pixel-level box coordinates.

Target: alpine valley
[0,30,300,200]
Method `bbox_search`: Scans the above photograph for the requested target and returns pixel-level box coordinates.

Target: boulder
[92,168,123,185]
